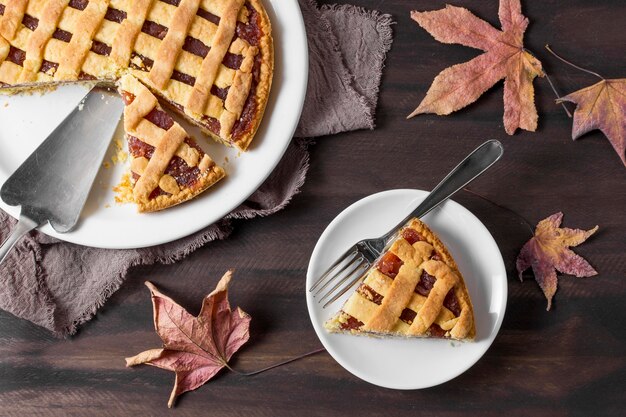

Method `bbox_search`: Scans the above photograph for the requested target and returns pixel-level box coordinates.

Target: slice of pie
[0,0,273,151]
[118,74,224,212]
[324,218,476,341]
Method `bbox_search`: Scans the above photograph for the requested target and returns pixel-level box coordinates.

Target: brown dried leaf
[516,213,598,310]
[126,270,251,408]
[409,0,544,134]
[557,79,626,166]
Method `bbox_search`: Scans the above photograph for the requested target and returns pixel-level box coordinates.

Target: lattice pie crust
[0,0,273,151]
[325,218,476,341]
[0,0,272,211]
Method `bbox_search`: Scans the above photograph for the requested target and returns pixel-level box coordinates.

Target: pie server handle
[0,214,38,265]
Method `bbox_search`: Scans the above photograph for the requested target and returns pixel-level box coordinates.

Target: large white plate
[306,189,507,389]
[0,0,307,249]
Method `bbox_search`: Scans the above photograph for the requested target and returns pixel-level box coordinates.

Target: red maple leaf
[126,270,250,407]
[558,79,626,166]
[409,0,544,135]
[517,213,598,310]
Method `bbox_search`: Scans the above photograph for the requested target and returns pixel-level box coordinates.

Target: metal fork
[310,139,504,307]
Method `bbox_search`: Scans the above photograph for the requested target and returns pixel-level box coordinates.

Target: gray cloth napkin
[0,0,393,337]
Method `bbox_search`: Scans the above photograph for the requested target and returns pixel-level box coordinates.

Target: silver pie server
[0,85,124,265]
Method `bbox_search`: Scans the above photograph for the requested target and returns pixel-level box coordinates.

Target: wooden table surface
[1,0,625,415]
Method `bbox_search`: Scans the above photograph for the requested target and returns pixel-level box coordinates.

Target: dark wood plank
[1,0,625,415]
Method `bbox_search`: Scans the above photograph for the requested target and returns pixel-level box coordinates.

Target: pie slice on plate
[118,74,225,212]
[0,0,273,151]
[324,218,476,341]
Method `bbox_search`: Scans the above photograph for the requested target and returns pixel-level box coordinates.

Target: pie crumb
[103,161,111,169]
[113,172,134,204]
[3,102,8,108]
[111,139,128,165]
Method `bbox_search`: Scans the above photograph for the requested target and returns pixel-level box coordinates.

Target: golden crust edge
[137,164,225,213]
[231,0,273,152]
[406,218,476,340]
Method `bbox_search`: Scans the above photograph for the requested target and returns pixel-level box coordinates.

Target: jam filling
[339,314,364,331]
[357,284,383,305]
[142,20,168,40]
[21,14,38,31]
[146,108,175,131]
[230,6,264,141]
[376,252,403,279]
[170,70,196,87]
[211,85,230,101]
[130,52,154,71]
[7,47,25,65]
[401,228,424,245]
[415,270,436,297]
[104,7,126,23]
[399,308,416,324]
[236,3,261,46]
[69,0,88,11]
[414,270,462,317]
[0,5,4,15]
[120,90,135,105]
[91,40,112,56]
[183,36,209,56]
[443,289,461,316]
[127,136,204,200]
[201,114,222,135]
[123,91,177,131]
[428,324,447,338]
[53,28,73,43]
[196,8,220,26]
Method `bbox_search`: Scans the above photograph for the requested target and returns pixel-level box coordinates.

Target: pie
[118,74,224,212]
[0,0,273,151]
[324,218,476,341]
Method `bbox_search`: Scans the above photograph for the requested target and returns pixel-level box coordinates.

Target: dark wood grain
[1,0,625,415]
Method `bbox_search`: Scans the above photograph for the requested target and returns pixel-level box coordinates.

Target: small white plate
[306,189,507,389]
[0,0,307,249]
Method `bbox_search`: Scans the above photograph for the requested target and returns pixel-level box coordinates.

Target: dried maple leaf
[557,79,626,166]
[545,46,626,166]
[126,270,251,408]
[516,212,598,311]
[409,0,544,134]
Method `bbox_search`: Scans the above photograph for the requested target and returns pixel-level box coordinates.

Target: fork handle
[0,214,38,266]
[384,140,504,241]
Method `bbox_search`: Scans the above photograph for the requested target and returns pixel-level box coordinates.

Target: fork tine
[318,257,366,302]
[309,247,357,292]
[313,252,362,296]
[322,265,369,308]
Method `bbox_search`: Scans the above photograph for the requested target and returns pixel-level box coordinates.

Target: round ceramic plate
[0,0,307,249]
[306,189,507,389]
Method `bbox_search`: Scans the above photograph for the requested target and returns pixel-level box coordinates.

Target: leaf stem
[544,72,572,118]
[463,188,535,235]
[544,45,605,80]
[227,348,326,376]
